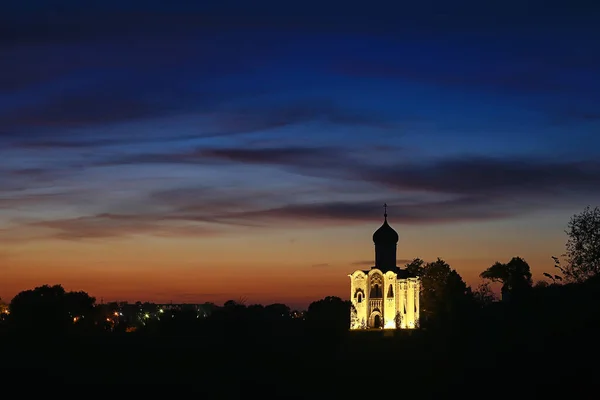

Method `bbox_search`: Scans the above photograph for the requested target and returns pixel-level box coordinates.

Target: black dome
[372,217,399,244]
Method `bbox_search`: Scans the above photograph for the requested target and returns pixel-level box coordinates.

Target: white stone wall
[349,269,420,330]
[349,271,368,329]
[398,280,406,328]
[407,278,415,327]
[413,278,421,327]
[383,271,397,329]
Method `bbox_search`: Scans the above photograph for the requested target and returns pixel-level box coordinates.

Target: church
[349,205,420,330]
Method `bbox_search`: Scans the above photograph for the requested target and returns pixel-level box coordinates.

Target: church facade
[349,206,420,330]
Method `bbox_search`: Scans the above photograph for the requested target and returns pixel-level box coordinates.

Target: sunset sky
[1,1,599,309]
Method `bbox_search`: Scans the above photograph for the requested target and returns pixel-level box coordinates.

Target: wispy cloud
[4,145,600,241]
[3,99,391,152]
[360,157,600,198]
[111,146,600,203]
[217,197,521,227]
[25,213,220,240]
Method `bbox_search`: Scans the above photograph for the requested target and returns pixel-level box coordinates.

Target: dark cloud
[363,157,600,197]
[85,147,600,231]
[220,197,524,227]
[197,147,341,166]
[118,146,600,203]
[155,152,600,227]
[98,145,359,188]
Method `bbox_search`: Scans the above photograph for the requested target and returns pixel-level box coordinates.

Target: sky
[1,1,600,309]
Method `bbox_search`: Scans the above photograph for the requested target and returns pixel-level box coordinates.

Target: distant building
[348,205,420,330]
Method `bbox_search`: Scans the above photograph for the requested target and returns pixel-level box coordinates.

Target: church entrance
[374,314,382,328]
[369,311,383,329]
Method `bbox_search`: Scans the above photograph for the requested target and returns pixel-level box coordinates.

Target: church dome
[372,216,398,244]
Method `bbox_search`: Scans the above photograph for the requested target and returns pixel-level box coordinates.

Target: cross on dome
[373,203,398,244]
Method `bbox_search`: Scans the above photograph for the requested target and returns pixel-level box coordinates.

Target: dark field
[2,319,599,397]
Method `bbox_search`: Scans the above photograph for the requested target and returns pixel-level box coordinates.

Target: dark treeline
[2,206,600,396]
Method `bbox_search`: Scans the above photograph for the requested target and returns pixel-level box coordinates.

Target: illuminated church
[349,205,420,330]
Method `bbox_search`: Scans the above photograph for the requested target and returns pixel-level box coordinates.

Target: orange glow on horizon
[0,211,570,309]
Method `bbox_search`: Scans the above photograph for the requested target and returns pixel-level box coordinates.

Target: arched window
[370,284,382,298]
[354,288,365,303]
[387,284,394,298]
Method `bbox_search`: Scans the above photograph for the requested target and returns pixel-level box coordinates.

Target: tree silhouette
[534,280,550,288]
[306,296,350,332]
[9,284,96,333]
[556,206,600,283]
[405,258,425,276]
[480,257,532,301]
[542,270,563,285]
[350,304,359,328]
[420,258,473,328]
[264,303,291,320]
[473,282,497,307]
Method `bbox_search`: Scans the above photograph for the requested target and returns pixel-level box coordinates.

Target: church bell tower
[372,203,399,272]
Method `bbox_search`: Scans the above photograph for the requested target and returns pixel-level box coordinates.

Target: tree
[264,303,291,320]
[534,280,549,288]
[9,284,96,333]
[350,304,359,329]
[543,269,563,285]
[473,282,498,307]
[306,296,350,332]
[480,257,532,300]
[405,258,425,276]
[394,311,403,329]
[420,258,473,327]
[558,206,600,282]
